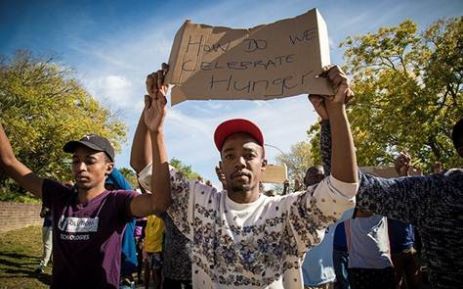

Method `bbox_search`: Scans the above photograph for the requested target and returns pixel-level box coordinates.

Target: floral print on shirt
[164,166,357,289]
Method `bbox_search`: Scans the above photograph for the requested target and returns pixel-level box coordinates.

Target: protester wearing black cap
[0,125,171,288]
[131,64,359,289]
[63,134,115,161]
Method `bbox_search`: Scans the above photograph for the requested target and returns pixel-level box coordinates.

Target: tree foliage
[276,141,315,183]
[0,50,127,196]
[170,158,201,181]
[119,167,138,189]
[309,17,463,171]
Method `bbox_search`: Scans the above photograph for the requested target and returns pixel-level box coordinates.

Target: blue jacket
[106,168,138,276]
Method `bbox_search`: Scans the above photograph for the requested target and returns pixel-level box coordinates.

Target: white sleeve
[284,175,357,256]
[311,175,358,219]
[138,163,193,239]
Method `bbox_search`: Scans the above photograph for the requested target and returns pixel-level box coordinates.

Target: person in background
[34,204,53,274]
[388,217,422,289]
[161,213,193,289]
[135,162,193,289]
[315,89,463,288]
[345,210,395,289]
[332,220,350,289]
[387,154,422,289]
[301,165,337,289]
[143,214,164,289]
[304,166,325,187]
[135,214,147,285]
[308,97,351,289]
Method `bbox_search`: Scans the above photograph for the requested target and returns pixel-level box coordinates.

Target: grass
[0,226,51,289]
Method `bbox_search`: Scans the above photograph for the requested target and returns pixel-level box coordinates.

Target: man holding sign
[130,62,358,289]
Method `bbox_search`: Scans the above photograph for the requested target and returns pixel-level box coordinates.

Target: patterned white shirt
[139,165,358,289]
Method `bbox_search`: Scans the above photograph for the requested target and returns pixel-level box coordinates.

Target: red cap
[214,118,264,151]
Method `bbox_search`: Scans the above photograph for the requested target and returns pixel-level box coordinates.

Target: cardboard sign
[360,166,421,178]
[166,9,332,105]
[262,164,288,184]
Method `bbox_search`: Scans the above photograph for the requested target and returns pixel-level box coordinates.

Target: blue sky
[1,0,462,186]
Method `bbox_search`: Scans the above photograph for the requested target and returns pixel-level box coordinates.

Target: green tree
[0,50,127,198]
[309,17,463,171]
[170,158,201,181]
[119,167,138,189]
[276,141,315,183]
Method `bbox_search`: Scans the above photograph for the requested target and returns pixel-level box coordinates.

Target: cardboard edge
[166,20,190,84]
[315,9,334,95]
[170,86,187,106]
[315,9,330,67]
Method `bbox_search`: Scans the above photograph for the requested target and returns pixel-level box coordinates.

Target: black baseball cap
[63,134,115,162]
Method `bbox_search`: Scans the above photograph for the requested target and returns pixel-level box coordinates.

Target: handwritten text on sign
[166,9,332,105]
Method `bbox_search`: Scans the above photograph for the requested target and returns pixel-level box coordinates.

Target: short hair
[305,165,324,177]
[452,118,463,149]
[103,153,113,163]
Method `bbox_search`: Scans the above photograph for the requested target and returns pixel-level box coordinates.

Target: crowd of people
[0,62,461,289]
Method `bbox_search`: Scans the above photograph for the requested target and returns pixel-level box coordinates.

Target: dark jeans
[333,249,350,289]
[162,277,192,289]
[348,267,395,289]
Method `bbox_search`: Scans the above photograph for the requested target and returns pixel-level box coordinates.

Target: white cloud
[84,74,142,111]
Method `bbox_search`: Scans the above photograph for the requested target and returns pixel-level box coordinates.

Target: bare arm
[327,103,357,183]
[130,65,172,217]
[308,95,330,176]
[130,111,152,173]
[323,66,357,184]
[0,123,43,198]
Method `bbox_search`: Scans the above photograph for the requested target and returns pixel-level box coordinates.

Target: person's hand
[394,152,411,176]
[319,65,354,105]
[144,63,169,132]
[308,95,329,120]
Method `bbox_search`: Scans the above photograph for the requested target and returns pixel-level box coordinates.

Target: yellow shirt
[144,215,165,253]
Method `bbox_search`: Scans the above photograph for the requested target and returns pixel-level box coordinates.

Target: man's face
[71,146,113,191]
[220,133,266,195]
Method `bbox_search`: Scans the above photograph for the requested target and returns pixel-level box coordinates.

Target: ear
[261,158,267,171]
[105,163,114,176]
